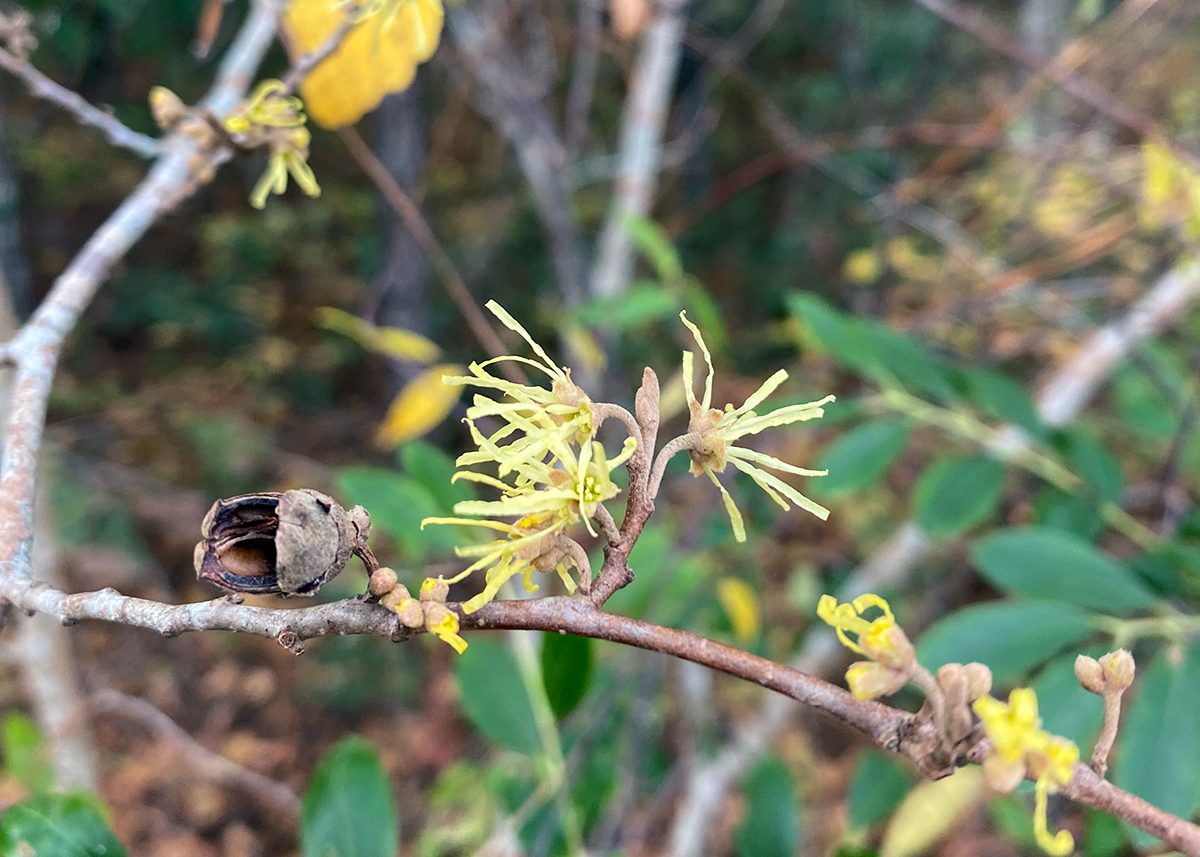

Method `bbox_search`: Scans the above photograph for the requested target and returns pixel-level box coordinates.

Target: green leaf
[335,466,456,559]
[1031,488,1104,541]
[301,737,397,857]
[849,751,911,830]
[913,455,1004,537]
[1,713,52,795]
[624,214,683,282]
[916,601,1094,682]
[0,793,126,857]
[455,640,541,754]
[1030,652,1105,748]
[971,527,1157,614]
[734,758,800,857]
[1054,431,1123,503]
[813,420,910,498]
[1114,643,1200,848]
[541,633,594,719]
[574,284,680,332]
[957,367,1043,436]
[399,440,471,511]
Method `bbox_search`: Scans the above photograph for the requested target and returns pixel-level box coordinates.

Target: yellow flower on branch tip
[224,79,307,134]
[816,593,913,671]
[250,131,321,210]
[679,311,833,542]
[972,688,1079,856]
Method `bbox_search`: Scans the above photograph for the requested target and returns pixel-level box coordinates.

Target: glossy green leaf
[541,633,594,719]
[735,758,800,857]
[913,455,1004,536]
[916,601,1094,682]
[301,737,397,857]
[813,420,910,498]
[849,751,911,830]
[971,527,1157,614]
[0,793,126,857]
[1114,644,1200,848]
[455,640,541,754]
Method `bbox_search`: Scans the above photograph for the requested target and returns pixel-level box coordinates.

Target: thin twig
[0,45,160,158]
[336,126,522,381]
[91,689,301,819]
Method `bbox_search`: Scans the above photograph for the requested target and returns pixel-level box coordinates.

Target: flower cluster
[679,312,833,542]
[370,568,468,653]
[421,302,631,617]
[817,593,916,699]
[973,689,1079,856]
[223,80,320,209]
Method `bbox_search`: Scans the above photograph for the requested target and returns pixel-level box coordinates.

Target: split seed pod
[194,489,373,596]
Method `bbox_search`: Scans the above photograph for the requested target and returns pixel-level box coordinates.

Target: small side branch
[0,45,161,158]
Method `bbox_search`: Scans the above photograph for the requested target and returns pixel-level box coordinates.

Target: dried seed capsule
[195,489,372,596]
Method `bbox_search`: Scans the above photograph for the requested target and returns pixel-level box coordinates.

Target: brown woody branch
[2,570,1199,853]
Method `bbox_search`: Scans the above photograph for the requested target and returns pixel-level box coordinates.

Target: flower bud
[369,567,399,597]
[149,86,187,130]
[861,620,915,671]
[963,662,993,701]
[845,661,909,700]
[1074,655,1106,694]
[1099,649,1135,692]
[420,577,449,603]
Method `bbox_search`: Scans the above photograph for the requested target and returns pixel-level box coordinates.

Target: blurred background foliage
[2,0,1200,855]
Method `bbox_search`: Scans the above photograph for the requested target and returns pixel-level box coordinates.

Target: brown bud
[369,567,399,597]
[935,664,974,744]
[963,662,993,701]
[195,489,372,596]
[1075,655,1106,694]
[1099,649,1135,692]
[634,366,661,441]
[419,577,449,603]
[380,590,424,629]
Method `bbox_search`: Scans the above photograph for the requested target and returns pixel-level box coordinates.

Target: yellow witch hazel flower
[678,312,833,542]
[224,79,321,210]
[973,688,1079,856]
[817,593,915,699]
[443,301,596,482]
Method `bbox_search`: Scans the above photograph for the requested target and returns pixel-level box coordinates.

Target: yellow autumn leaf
[880,767,984,857]
[283,0,445,129]
[376,363,465,448]
[716,577,761,644]
[315,307,441,364]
